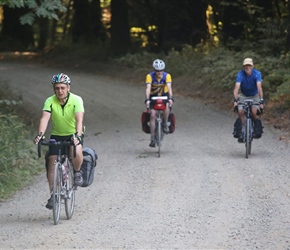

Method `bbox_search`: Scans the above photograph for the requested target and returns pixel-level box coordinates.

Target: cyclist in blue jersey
[233,58,264,142]
[145,59,174,147]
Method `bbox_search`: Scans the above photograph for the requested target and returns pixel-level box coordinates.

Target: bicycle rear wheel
[245,118,251,158]
[65,160,75,219]
[53,162,62,225]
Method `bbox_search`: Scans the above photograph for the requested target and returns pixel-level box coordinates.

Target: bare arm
[233,82,240,100]
[34,111,51,144]
[38,111,51,135]
[167,83,173,98]
[75,112,84,136]
[257,81,264,108]
[257,81,263,99]
[145,84,151,99]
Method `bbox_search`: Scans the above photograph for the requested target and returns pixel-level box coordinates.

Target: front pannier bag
[80,147,98,187]
[253,119,263,138]
[168,113,176,133]
[141,111,151,134]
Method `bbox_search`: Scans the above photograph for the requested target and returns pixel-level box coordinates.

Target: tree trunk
[91,0,107,42]
[0,6,34,51]
[110,0,130,56]
[71,0,91,43]
[221,2,246,45]
[154,0,207,53]
[37,18,49,50]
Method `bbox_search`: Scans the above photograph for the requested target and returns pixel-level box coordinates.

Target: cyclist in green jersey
[34,73,85,210]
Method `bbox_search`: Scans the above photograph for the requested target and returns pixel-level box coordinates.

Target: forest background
[1,0,290,199]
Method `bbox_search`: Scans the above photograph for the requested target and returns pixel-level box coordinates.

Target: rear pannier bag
[253,119,263,138]
[233,118,242,138]
[80,147,98,187]
[141,111,151,134]
[168,113,176,133]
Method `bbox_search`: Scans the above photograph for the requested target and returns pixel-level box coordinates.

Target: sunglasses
[54,86,68,91]
[155,70,163,73]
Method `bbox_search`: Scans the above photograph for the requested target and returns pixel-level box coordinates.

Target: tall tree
[71,0,91,43]
[128,0,207,53]
[37,17,49,50]
[90,0,107,42]
[110,0,130,55]
[221,1,246,45]
[190,0,208,46]
[0,6,34,50]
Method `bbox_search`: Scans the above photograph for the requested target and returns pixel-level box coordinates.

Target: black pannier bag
[253,119,263,138]
[141,111,151,134]
[168,113,176,133]
[233,118,242,138]
[80,147,98,187]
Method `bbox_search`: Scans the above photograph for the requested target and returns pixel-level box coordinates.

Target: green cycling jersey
[43,92,84,136]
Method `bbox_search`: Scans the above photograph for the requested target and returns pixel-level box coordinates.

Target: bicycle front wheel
[157,118,162,157]
[53,162,62,225]
[65,161,75,219]
[245,118,251,159]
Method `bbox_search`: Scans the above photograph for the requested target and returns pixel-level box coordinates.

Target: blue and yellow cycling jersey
[146,71,172,96]
[42,92,84,136]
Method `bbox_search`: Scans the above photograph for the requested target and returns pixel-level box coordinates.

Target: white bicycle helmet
[51,73,71,85]
[152,59,165,70]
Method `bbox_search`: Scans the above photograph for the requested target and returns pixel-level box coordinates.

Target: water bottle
[62,163,68,182]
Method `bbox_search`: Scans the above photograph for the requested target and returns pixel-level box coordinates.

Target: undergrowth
[0,88,43,201]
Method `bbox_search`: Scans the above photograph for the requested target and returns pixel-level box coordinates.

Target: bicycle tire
[245,118,250,158]
[53,162,62,225]
[157,116,162,158]
[249,120,252,155]
[65,160,75,219]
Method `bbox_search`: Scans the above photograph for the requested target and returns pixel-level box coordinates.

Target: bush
[0,91,43,201]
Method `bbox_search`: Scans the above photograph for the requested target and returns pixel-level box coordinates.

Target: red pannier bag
[141,111,150,134]
[168,112,176,133]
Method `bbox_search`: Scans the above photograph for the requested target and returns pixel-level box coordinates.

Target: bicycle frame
[240,99,260,158]
[151,96,168,157]
[38,137,76,225]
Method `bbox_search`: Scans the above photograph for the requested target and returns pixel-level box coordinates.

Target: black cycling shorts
[48,135,84,156]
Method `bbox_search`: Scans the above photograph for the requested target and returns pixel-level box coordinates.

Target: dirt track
[1,59,290,249]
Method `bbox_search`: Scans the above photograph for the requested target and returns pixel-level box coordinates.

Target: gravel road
[1,59,290,249]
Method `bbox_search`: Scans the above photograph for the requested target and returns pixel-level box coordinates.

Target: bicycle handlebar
[37,133,76,158]
[233,100,263,114]
[146,96,172,111]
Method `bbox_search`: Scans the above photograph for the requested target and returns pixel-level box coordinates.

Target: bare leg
[163,103,170,123]
[150,109,156,138]
[251,107,258,120]
[70,144,83,171]
[238,109,244,125]
[48,155,57,193]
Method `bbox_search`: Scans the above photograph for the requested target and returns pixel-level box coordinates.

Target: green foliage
[110,42,290,107]
[0,0,67,25]
[0,90,43,201]
[270,81,290,108]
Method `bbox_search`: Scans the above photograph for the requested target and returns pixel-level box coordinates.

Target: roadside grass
[0,87,43,201]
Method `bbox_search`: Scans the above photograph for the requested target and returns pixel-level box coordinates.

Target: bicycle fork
[155,112,164,141]
[242,118,254,141]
